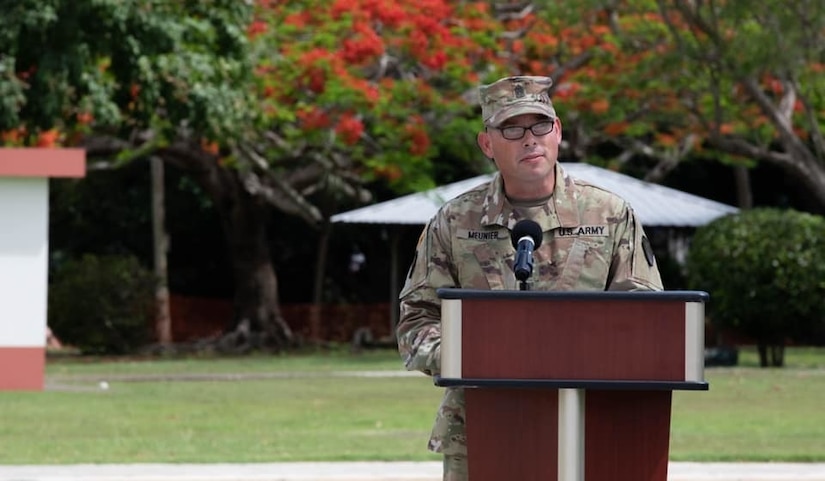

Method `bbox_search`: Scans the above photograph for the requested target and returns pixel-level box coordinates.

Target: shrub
[686,208,825,367]
[49,254,157,354]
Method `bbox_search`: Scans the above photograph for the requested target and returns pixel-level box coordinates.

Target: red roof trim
[0,148,86,178]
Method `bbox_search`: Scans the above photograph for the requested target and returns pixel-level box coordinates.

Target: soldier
[396,75,663,480]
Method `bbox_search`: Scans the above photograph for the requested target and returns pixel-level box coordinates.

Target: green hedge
[687,208,825,349]
[48,254,157,354]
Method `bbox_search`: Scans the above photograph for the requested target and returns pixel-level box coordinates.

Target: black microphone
[510,220,543,283]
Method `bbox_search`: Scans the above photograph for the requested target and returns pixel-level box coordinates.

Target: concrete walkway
[1,462,825,481]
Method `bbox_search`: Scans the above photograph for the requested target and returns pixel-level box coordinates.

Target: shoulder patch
[642,235,655,267]
[407,251,418,279]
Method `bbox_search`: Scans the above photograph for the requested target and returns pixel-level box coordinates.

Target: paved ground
[1,462,825,481]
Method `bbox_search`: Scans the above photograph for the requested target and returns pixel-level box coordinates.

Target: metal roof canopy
[331,162,738,227]
[331,162,739,335]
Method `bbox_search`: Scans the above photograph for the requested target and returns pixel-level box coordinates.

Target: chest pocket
[455,239,515,290]
[552,237,612,290]
[454,235,612,292]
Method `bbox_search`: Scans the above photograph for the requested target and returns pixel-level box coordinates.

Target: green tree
[49,254,156,355]
[2,0,509,350]
[686,208,825,367]
[0,0,255,144]
[0,0,287,349]
[510,1,825,211]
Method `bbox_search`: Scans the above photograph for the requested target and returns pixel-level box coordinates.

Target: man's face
[476,113,562,196]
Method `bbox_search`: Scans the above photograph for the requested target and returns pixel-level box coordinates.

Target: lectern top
[437,288,709,302]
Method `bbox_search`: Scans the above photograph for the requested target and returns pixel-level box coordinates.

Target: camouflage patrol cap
[479,76,556,127]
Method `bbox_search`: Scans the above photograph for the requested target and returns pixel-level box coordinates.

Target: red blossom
[298,48,333,66]
[657,133,677,147]
[373,164,402,182]
[341,22,384,63]
[36,129,60,148]
[768,79,783,95]
[284,12,309,27]
[589,98,610,114]
[201,139,220,155]
[421,51,447,70]
[331,0,361,20]
[552,82,581,100]
[373,3,405,27]
[335,113,364,145]
[345,77,380,104]
[17,65,37,80]
[297,107,332,130]
[408,30,429,58]
[129,83,141,99]
[1,129,22,144]
[604,122,629,136]
[247,20,267,39]
[405,124,430,156]
[298,49,337,93]
[76,112,94,125]
[307,71,326,94]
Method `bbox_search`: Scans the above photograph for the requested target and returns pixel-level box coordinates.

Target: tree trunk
[309,221,332,345]
[151,156,173,345]
[219,190,294,352]
[757,343,768,367]
[756,342,785,368]
[781,161,825,214]
[159,149,294,352]
[769,344,785,367]
[733,165,753,210]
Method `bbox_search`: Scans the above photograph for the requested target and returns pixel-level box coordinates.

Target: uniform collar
[480,162,582,231]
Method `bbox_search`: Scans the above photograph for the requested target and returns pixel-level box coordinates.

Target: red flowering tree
[249,0,505,195]
[225,0,507,346]
[509,1,825,211]
[0,2,256,149]
[9,1,822,349]
[2,1,510,350]
[1,1,263,349]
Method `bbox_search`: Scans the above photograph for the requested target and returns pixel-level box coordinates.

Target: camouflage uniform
[396,75,663,479]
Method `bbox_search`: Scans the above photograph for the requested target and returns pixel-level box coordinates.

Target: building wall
[0,178,48,389]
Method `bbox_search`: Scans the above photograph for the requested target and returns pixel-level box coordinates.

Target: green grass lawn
[0,346,823,464]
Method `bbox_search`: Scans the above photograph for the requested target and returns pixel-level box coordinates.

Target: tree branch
[791,79,825,160]
[740,77,811,159]
[236,143,323,225]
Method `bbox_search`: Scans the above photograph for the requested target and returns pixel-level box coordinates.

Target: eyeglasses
[497,120,555,140]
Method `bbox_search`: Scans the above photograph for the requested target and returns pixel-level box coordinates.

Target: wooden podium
[435,288,708,481]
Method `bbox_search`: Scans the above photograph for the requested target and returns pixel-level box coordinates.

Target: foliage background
[1,0,823,346]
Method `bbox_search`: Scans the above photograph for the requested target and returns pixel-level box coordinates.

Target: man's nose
[522,130,538,145]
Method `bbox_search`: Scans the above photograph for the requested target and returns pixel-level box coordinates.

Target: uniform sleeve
[607,204,664,291]
[396,213,457,376]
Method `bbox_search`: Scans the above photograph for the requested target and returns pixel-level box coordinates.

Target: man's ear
[477,130,494,158]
